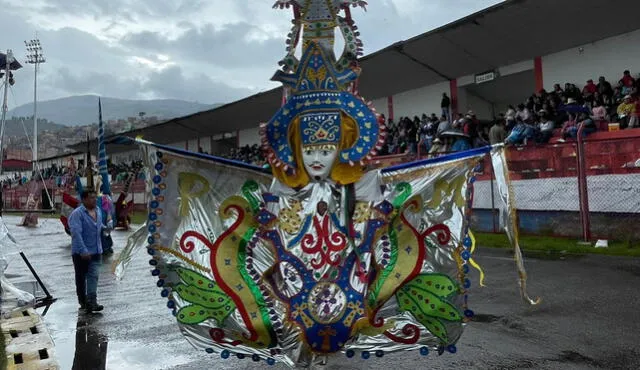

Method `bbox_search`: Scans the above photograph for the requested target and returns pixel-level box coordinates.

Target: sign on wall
[474,70,497,84]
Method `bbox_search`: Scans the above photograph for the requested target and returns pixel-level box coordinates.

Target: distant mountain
[1,116,67,137]
[7,95,220,127]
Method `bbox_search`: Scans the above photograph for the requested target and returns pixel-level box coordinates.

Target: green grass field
[476,232,640,257]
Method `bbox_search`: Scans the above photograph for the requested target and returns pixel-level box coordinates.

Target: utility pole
[25,38,45,172]
[0,49,14,178]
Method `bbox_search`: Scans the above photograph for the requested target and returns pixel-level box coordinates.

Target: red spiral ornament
[423,224,451,245]
[209,328,242,346]
[370,314,385,328]
[383,324,420,344]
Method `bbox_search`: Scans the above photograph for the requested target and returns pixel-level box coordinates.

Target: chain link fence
[471,134,640,242]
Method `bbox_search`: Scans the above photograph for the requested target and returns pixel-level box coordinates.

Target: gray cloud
[1,0,504,107]
[48,65,253,103]
[121,22,283,69]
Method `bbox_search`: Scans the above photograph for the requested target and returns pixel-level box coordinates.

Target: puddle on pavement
[37,302,194,370]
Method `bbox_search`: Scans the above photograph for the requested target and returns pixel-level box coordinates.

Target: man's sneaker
[102,249,114,256]
[85,303,104,313]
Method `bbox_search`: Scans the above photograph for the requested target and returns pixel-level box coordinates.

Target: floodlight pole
[0,49,12,216]
[0,49,12,178]
[25,39,45,172]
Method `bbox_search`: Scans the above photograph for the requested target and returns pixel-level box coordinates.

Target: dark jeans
[72,254,101,305]
[564,126,596,139]
[101,233,113,254]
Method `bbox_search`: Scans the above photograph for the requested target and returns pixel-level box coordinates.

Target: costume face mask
[302,146,337,180]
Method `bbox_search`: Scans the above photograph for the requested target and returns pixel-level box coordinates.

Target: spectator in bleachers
[449,131,472,152]
[633,95,640,129]
[489,119,506,145]
[419,117,436,154]
[617,95,636,128]
[592,100,607,121]
[579,111,598,136]
[437,114,452,136]
[552,83,564,95]
[451,113,464,130]
[508,116,537,145]
[408,117,419,153]
[565,83,582,102]
[561,113,578,140]
[583,79,597,97]
[441,93,451,122]
[536,110,555,144]
[620,70,636,95]
[597,76,613,97]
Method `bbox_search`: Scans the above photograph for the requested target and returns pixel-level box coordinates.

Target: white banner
[473,174,640,213]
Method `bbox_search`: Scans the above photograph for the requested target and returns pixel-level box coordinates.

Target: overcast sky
[1,0,503,107]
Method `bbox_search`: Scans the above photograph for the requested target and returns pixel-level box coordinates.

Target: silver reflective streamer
[490,146,541,306]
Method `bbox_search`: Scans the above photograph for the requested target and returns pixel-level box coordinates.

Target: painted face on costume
[302,147,337,181]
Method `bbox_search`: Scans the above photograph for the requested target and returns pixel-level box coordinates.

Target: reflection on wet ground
[73,314,108,370]
[4,217,203,370]
[3,216,640,369]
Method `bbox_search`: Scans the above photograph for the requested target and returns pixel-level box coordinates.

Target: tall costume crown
[261,0,385,183]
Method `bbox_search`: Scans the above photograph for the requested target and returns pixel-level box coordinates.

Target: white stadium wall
[392,81,450,119]
[542,29,640,91]
[238,127,261,147]
[370,97,388,118]
[456,90,494,120]
[199,137,212,153]
[456,59,535,120]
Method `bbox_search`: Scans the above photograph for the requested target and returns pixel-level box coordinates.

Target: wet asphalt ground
[3,215,639,370]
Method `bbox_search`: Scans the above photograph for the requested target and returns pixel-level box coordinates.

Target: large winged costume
[115,1,538,368]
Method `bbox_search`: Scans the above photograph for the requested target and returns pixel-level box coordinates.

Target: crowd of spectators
[491,69,640,146]
[206,70,640,164]
[1,160,146,191]
[6,71,638,181]
[205,145,268,167]
[1,172,30,189]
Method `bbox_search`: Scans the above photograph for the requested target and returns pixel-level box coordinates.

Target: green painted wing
[174,268,236,325]
[176,267,220,291]
[174,283,234,310]
[396,273,462,343]
[408,273,459,299]
[176,304,235,325]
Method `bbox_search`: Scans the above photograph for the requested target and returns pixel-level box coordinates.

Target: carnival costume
[114,1,538,368]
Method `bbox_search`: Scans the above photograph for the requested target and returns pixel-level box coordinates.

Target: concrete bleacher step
[2,308,59,370]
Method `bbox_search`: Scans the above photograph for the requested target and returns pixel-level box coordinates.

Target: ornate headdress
[261,0,385,186]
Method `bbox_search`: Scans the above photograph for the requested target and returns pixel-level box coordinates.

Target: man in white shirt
[536,110,555,144]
